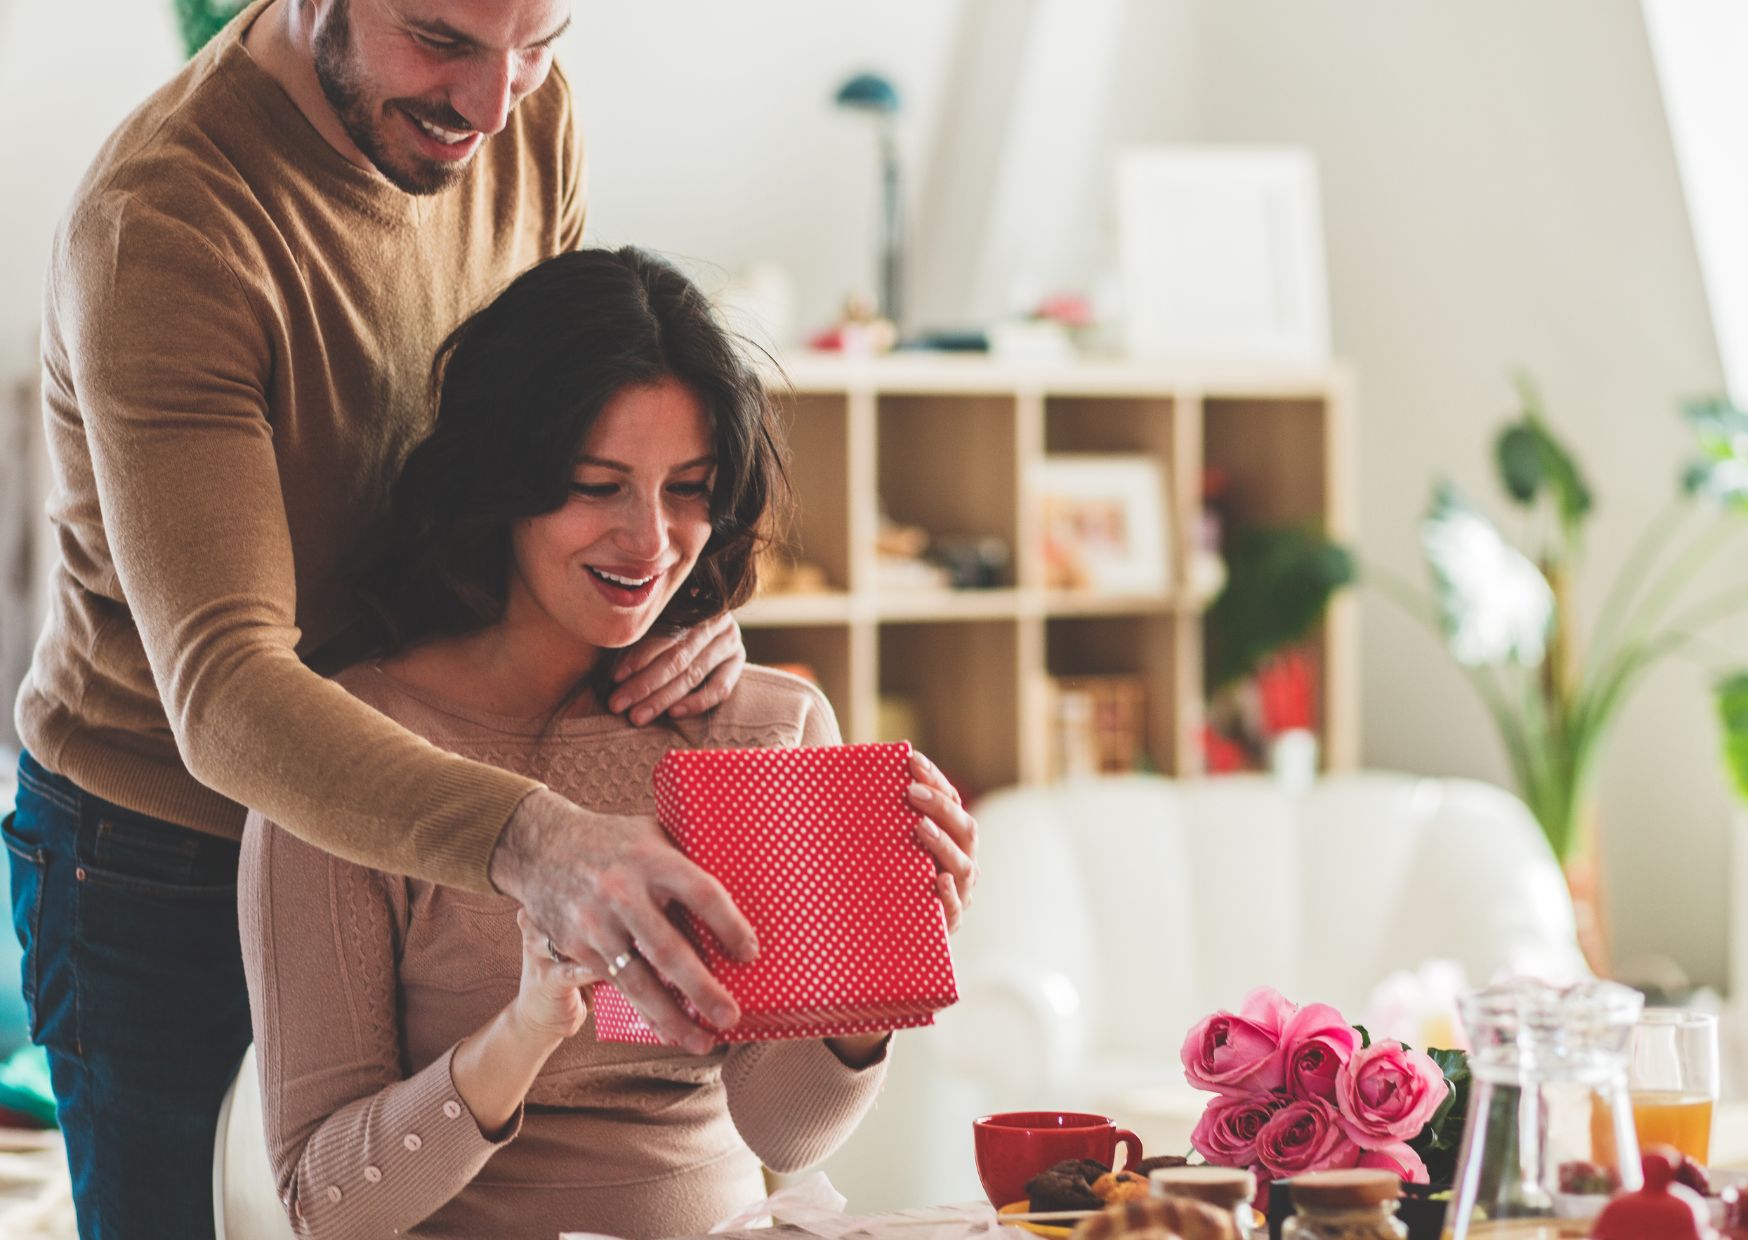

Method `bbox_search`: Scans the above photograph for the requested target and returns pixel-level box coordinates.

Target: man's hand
[490,787,759,1055]
[609,613,746,726]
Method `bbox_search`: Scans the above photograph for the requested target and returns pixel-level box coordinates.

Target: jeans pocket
[86,811,239,896]
[3,812,46,1041]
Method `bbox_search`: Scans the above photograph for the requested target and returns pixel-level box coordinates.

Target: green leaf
[1424,1049,1472,1151]
[1718,673,1748,803]
[1497,425,1545,506]
[1683,397,1748,511]
[1206,525,1356,690]
[172,0,247,58]
[1420,483,1554,667]
[1353,1024,1372,1050]
[1495,376,1593,528]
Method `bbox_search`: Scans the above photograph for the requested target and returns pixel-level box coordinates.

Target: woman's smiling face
[507,376,715,658]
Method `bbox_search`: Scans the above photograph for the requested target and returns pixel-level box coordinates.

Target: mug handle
[1114,1129,1144,1173]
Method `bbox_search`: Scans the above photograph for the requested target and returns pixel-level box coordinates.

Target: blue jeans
[5,751,252,1240]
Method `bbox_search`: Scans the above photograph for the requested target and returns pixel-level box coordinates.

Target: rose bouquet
[1182,987,1471,1188]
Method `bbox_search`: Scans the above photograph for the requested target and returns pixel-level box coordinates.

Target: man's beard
[311,0,470,196]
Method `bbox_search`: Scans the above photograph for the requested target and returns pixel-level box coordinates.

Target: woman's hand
[452,910,601,1138]
[512,908,595,1041]
[906,749,978,933]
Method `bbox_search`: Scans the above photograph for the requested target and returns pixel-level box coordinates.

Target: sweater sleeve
[55,195,538,889]
[719,1038,889,1174]
[240,813,521,1240]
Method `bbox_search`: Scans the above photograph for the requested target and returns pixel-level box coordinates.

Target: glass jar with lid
[1281,1170,1407,1240]
[1150,1166,1258,1238]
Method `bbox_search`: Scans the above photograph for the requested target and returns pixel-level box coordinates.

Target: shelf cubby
[878,619,1022,799]
[741,623,860,742]
[775,391,855,592]
[743,355,1354,791]
[876,393,1020,590]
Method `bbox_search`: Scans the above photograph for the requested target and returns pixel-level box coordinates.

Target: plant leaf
[1683,397,1748,512]
[1718,673,1748,803]
[172,0,247,57]
[1495,376,1593,528]
[1206,526,1355,690]
[1497,424,1545,506]
[1353,1024,1372,1050]
[1421,483,1554,667]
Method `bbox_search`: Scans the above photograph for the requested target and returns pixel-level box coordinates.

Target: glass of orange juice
[1627,1009,1718,1164]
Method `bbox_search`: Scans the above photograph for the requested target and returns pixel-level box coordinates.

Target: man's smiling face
[311,0,571,195]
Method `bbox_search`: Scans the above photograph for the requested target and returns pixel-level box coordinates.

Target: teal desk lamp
[834,72,904,329]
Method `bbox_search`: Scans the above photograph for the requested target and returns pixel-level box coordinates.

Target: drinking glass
[1627,1009,1718,1164]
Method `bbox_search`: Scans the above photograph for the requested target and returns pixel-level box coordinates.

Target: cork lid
[1150,1166,1256,1209]
[1289,1169,1402,1209]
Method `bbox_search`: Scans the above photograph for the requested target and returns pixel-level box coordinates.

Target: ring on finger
[605,948,637,979]
[546,937,567,964]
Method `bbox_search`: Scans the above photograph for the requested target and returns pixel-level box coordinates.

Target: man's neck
[242,0,374,172]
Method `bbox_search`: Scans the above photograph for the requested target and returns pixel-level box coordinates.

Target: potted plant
[1375,378,1748,974]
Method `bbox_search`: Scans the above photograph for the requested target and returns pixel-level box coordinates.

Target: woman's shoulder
[704,665,840,748]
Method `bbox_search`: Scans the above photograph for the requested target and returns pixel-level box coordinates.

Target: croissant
[1070,1196,1239,1240]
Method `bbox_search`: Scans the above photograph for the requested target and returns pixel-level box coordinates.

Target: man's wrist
[489,787,564,899]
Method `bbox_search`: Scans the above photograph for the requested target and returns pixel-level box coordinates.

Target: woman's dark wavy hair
[352,246,789,658]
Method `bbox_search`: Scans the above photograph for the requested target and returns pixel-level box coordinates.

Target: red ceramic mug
[972,1111,1144,1209]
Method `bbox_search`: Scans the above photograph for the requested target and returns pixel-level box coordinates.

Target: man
[7,1,979,1234]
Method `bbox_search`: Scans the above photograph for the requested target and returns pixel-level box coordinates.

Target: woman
[238,247,978,1239]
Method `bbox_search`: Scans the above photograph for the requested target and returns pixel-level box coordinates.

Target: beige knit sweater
[240,663,889,1240]
[17,0,584,890]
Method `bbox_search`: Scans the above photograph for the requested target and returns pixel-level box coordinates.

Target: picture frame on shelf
[1116,144,1331,364]
[1036,454,1172,595]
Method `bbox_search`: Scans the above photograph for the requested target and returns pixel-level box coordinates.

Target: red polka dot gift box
[590,741,960,1045]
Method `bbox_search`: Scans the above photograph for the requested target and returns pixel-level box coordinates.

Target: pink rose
[1254,1098,1361,1180]
[1281,1003,1359,1103]
[1191,1092,1291,1167]
[1357,1142,1430,1184]
[1182,988,1296,1096]
[1238,986,1298,1038]
[1335,1041,1450,1148]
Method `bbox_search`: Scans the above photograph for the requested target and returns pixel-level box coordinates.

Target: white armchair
[810,771,1586,1212]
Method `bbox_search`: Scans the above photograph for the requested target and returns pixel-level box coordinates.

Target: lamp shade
[834,72,900,115]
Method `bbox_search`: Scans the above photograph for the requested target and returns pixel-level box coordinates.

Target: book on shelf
[1047,675,1147,779]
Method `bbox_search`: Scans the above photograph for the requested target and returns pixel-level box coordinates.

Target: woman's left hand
[907,749,977,933]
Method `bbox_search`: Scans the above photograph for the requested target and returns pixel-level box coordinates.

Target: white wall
[555,1,961,341]
[1175,0,1733,986]
[0,1,184,379]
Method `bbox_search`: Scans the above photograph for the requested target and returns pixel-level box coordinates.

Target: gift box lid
[592,740,958,1044]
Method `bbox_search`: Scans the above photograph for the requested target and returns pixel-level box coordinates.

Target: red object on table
[1590,1147,1711,1239]
[972,1111,1143,1209]
[590,740,959,1045]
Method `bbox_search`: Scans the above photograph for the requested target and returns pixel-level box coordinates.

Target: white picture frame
[1035,455,1171,595]
[1117,145,1331,364]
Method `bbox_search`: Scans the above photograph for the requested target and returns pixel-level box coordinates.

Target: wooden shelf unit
[739,353,1356,799]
